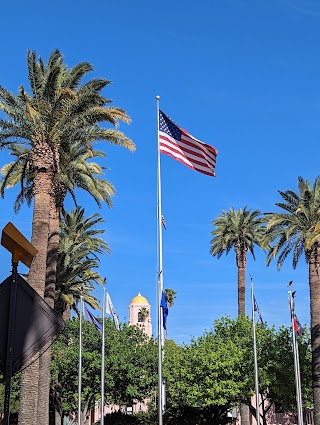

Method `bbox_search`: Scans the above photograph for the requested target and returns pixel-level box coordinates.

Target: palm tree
[0,144,116,425]
[138,307,150,323]
[210,207,265,316]
[264,176,320,425]
[164,288,176,339]
[210,207,265,425]
[0,49,134,425]
[55,207,109,318]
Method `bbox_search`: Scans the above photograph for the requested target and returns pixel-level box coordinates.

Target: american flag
[293,314,304,336]
[159,110,217,177]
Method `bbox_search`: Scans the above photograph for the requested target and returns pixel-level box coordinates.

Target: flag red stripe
[161,131,217,164]
[159,142,215,176]
[180,131,218,162]
[160,144,214,176]
[160,135,216,166]
[160,141,216,172]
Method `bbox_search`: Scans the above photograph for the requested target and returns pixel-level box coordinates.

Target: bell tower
[128,291,152,338]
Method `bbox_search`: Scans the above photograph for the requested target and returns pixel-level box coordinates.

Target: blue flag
[84,305,103,334]
[160,291,169,330]
[253,296,264,328]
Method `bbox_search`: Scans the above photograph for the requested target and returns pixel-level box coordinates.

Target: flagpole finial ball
[156,95,160,100]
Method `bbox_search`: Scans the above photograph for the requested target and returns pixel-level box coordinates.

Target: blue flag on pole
[84,305,103,334]
[160,291,169,330]
[253,296,264,329]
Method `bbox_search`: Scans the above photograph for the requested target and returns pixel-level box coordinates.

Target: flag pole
[78,292,83,425]
[101,279,106,425]
[289,289,304,425]
[251,278,260,425]
[156,95,164,425]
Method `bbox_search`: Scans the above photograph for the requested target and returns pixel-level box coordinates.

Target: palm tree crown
[265,176,320,268]
[56,207,109,318]
[264,176,320,425]
[138,307,150,323]
[164,288,177,308]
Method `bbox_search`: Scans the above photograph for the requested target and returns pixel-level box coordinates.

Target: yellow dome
[131,291,149,304]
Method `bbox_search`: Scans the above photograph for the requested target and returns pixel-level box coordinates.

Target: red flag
[159,110,218,177]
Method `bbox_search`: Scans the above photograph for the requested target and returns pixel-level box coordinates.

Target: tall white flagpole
[289,290,304,425]
[101,280,106,425]
[78,293,83,425]
[251,279,261,425]
[156,95,164,425]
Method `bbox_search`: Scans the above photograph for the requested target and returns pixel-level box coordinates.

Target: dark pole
[3,261,19,425]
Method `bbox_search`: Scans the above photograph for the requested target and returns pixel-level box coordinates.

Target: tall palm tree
[0,143,116,425]
[164,288,176,339]
[210,207,265,316]
[210,207,265,425]
[264,176,320,425]
[0,49,134,425]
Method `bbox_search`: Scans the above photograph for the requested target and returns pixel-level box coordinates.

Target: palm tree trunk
[19,172,51,425]
[309,250,320,425]
[236,246,247,316]
[236,247,249,425]
[37,201,60,425]
[237,265,246,316]
[240,402,250,425]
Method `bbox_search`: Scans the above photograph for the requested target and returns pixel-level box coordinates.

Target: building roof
[130,291,149,305]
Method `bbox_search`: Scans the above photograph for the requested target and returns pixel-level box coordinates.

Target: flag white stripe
[159,132,217,170]
[180,133,218,162]
[159,140,216,175]
[159,131,217,166]
[160,138,216,168]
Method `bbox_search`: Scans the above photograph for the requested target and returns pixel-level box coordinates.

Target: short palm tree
[164,288,177,339]
[264,176,320,425]
[138,307,150,323]
[56,207,110,318]
[210,207,265,315]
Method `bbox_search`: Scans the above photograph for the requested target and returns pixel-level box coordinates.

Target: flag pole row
[252,279,304,425]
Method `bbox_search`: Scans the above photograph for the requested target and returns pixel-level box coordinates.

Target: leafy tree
[264,176,320,424]
[163,317,251,410]
[213,317,312,425]
[163,316,312,425]
[51,318,158,424]
[0,373,20,419]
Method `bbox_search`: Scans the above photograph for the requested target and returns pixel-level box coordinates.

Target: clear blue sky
[1,0,319,344]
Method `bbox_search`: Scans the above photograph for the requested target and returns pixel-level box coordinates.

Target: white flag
[106,292,120,331]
